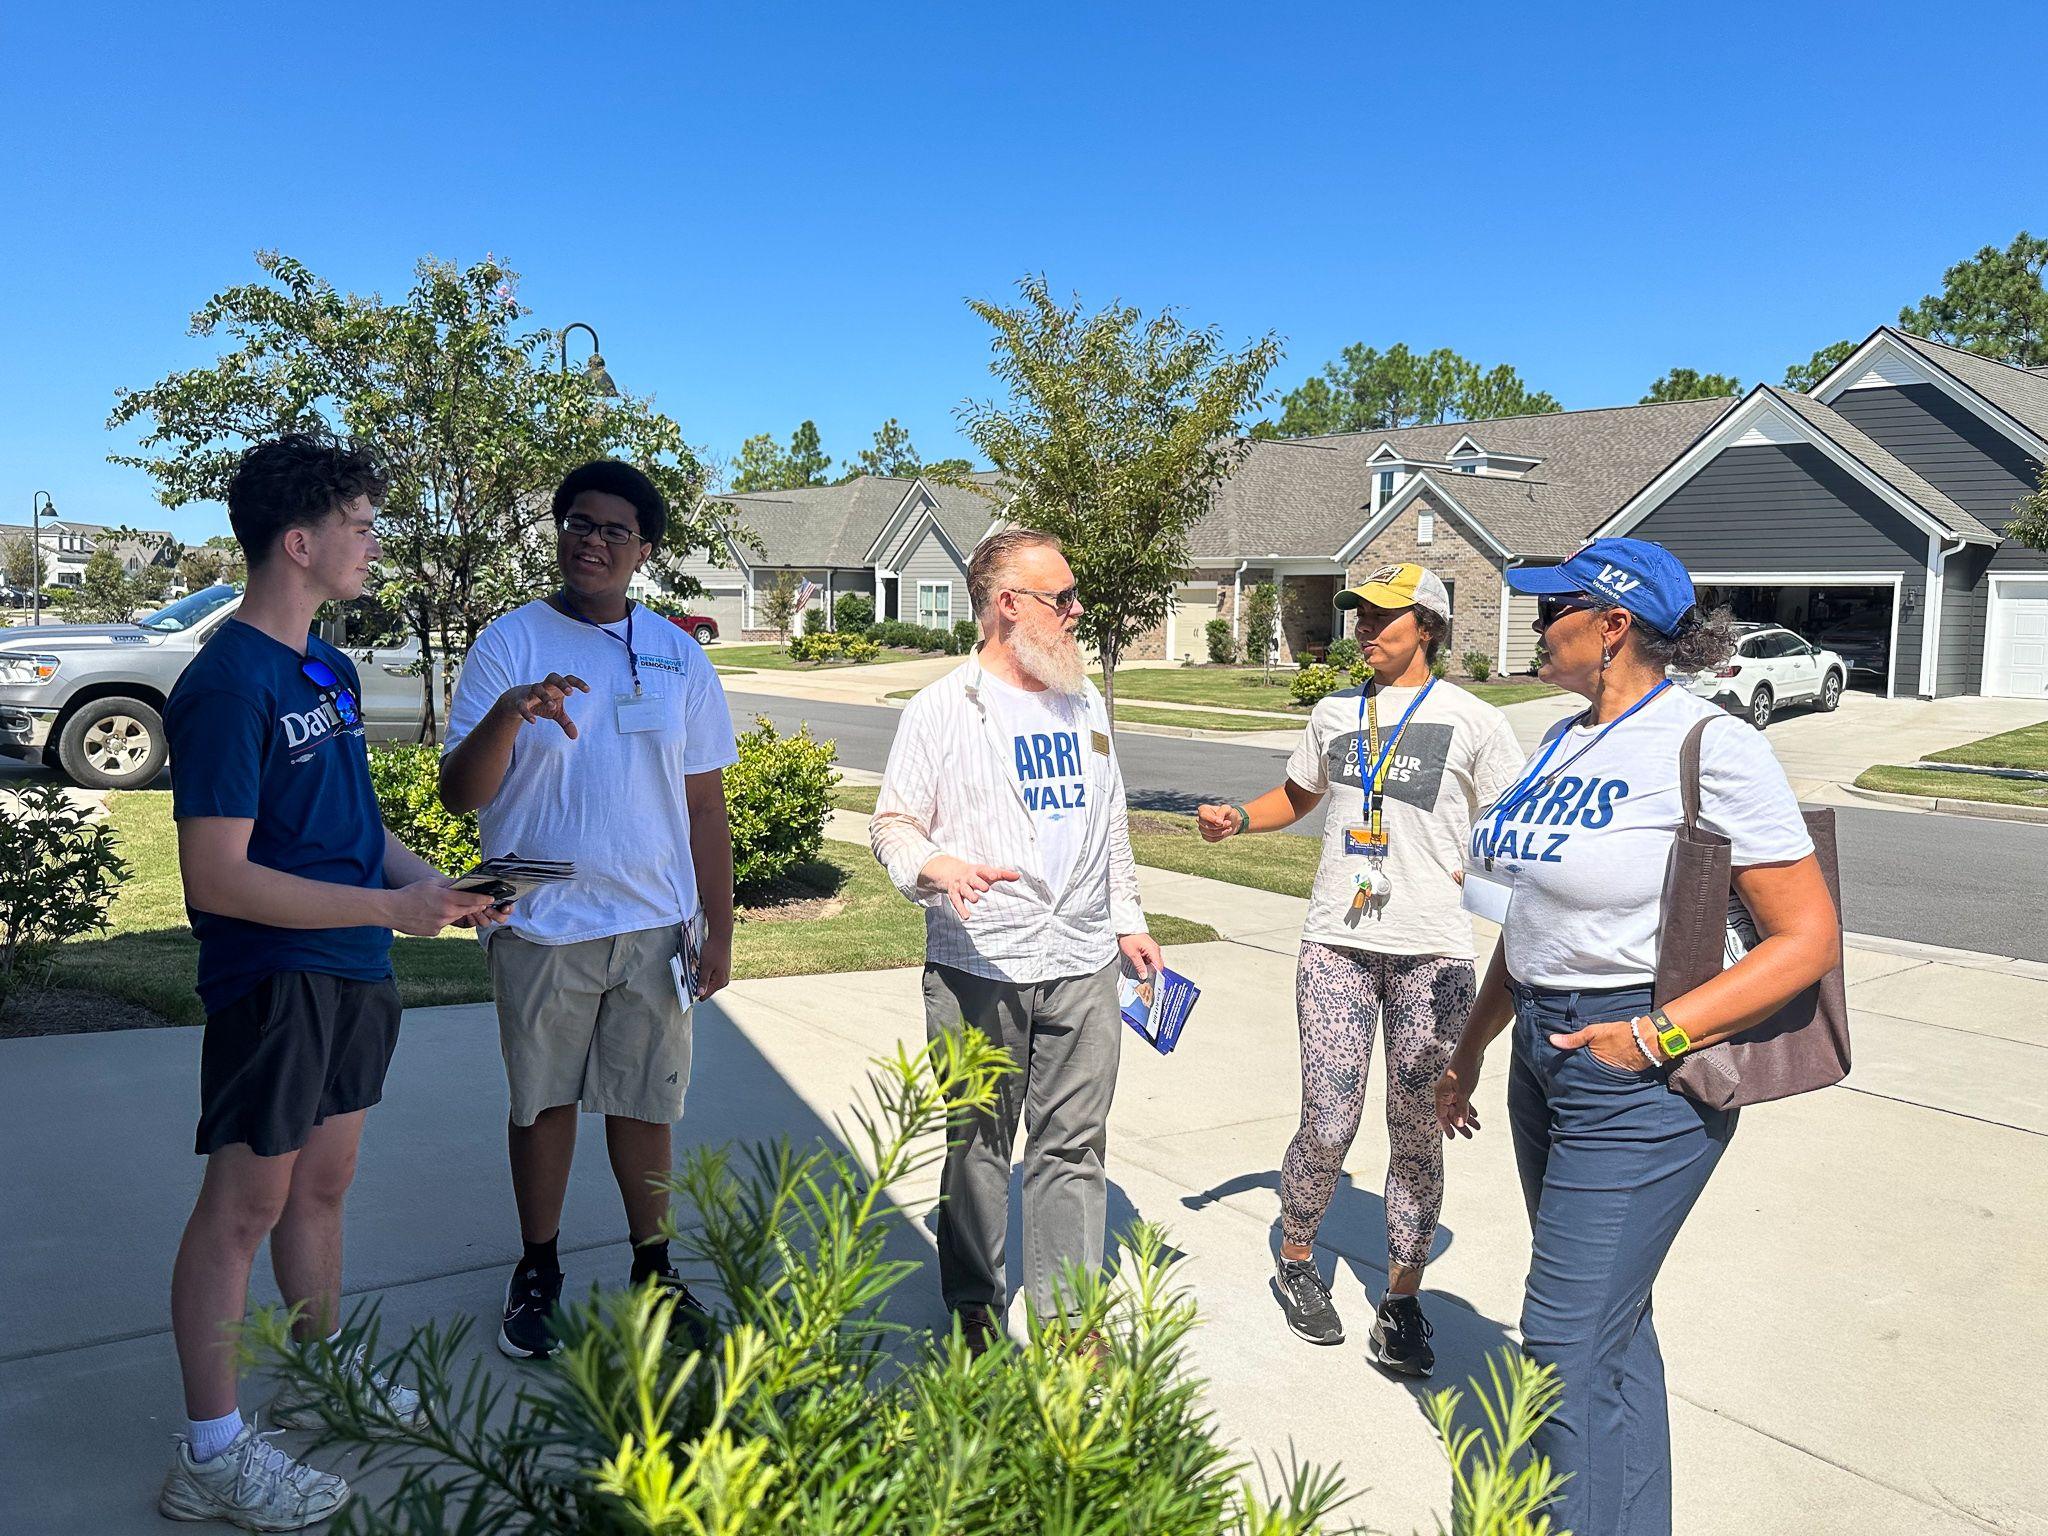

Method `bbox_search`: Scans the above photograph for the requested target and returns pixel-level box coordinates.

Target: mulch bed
[0,986,179,1039]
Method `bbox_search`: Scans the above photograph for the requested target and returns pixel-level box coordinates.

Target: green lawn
[707,643,942,672]
[1924,720,2048,771]
[42,793,1215,1028]
[1102,667,1557,716]
[1853,765,2048,810]
[830,784,882,814]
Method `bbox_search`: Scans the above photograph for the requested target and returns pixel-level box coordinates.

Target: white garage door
[1985,578,2048,700]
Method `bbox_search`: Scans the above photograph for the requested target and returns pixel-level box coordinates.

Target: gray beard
[1012,621,1086,695]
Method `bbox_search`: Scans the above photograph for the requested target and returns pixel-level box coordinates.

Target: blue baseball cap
[1505,537,1698,637]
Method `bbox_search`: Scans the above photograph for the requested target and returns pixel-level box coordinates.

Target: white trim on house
[1599,387,1999,547]
[1982,573,2048,699]
[1334,471,1517,565]
[1366,442,1404,464]
[915,579,955,630]
[1811,330,2048,463]
[862,479,938,565]
[1688,569,1906,700]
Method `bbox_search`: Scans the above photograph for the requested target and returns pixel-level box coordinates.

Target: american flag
[794,578,819,611]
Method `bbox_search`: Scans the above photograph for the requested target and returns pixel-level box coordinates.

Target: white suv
[1677,623,1846,730]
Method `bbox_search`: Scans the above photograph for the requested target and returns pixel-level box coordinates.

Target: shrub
[1348,658,1371,686]
[254,1033,1564,1535]
[951,617,981,655]
[868,620,952,654]
[1463,649,1494,681]
[788,631,842,663]
[1325,635,1362,671]
[1290,662,1342,705]
[724,716,838,893]
[1529,641,1550,675]
[1204,617,1236,664]
[369,745,479,875]
[0,781,130,1002]
[833,592,875,631]
[841,633,881,662]
[1431,651,1451,679]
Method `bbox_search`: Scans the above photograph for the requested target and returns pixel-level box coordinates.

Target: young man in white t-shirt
[1197,563,1524,1375]
[440,461,737,1361]
[871,530,1162,1355]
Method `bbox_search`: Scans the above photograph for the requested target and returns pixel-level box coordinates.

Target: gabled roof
[1882,329,2048,449]
[710,471,1005,570]
[1187,437,1372,558]
[1769,388,1995,541]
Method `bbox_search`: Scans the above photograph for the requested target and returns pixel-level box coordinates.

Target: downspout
[1498,554,1523,673]
[1921,533,1967,698]
[1231,558,1250,644]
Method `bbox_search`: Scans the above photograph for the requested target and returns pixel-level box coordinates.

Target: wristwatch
[1647,1007,1692,1060]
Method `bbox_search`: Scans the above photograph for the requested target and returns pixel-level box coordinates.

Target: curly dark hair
[227,432,389,567]
[551,460,667,545]
[1588,596,1739,673]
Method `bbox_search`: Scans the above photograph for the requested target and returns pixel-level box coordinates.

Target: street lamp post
[29,491,56,627]
[558,323,620,396]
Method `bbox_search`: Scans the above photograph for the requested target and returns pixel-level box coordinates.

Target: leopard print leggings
[1280,941,1476,1267]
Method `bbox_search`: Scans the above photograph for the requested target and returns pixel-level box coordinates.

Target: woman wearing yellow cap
[1197,562,1524,1374]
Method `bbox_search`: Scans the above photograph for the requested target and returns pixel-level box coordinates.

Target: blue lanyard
[1482,679,1672,862]
[556,593,640,693]
[1354,677,1435,828]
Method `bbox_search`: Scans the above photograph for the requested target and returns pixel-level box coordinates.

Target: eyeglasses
[300,657,361,728]
[557,513,643,545]
[1537,595,1598,630]
[1010,585,1082,615]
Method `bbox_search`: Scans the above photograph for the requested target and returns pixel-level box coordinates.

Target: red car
[662,612,721,645]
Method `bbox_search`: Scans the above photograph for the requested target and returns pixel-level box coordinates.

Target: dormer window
[1376,468,1397,505]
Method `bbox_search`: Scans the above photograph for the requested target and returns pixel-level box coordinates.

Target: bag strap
[1679,717,1715,833]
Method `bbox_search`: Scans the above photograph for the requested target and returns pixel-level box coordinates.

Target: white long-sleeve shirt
[871,654,1147,983]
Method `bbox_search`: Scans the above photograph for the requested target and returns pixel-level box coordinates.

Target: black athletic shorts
[195,971,402,1157]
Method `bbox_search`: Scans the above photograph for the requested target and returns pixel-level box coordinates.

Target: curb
[1842,930,2048,982]
[1839,782,2048,825]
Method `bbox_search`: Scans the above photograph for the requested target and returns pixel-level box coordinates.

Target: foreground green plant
[0,781,130,1003]
[256,1029,1561,1534]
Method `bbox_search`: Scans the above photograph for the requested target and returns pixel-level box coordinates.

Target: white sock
[187,1407,244,1463]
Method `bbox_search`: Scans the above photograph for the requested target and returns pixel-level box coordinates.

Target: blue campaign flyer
[1119,962,1200,1055]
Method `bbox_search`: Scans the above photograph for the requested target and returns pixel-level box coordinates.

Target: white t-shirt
[1287,680,1527,960]
[444,599,739,945]
[977,671,1092,899]
[1478,685,1814,989]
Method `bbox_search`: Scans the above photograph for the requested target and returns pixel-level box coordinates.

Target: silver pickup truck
[0,584,438,790]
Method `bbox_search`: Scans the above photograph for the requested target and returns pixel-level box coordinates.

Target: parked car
[0,583,436,790]
[661,611,720,645]
[1674,622,1846,730]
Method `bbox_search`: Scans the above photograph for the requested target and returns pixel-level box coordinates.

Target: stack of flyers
[1118,960,1200,1055]
[450,854,574,905]
[670,909,710,1005]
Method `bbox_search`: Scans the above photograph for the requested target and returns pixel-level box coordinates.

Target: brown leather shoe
[956,1305,1002,1357]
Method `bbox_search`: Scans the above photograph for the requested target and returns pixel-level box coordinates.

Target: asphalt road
[727,690,2048,963]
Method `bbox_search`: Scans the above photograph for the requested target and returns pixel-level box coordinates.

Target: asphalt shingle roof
[1886,329,2048,446]
[1770,387,1997,542]
[708,473,1008,569]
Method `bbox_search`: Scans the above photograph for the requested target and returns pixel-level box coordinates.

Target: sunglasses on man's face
[1011,585,1082,615]
[557,513,643,546]
[1537,595,1598,630]
[300,657,362,728]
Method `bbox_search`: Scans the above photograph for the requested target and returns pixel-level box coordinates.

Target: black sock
[522,1233,560,1275]
[630,1237,670,1283]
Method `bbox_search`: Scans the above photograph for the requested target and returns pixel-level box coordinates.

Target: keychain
[1349,860,1393,914]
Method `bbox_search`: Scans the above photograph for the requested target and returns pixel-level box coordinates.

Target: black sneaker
[642,1263,717,1353]
[1272,1256,1345,1345]
[1369,1294,1435,1377]
[498,1260,563,1360]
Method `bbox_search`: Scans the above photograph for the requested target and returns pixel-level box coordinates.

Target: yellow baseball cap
[1335,562,1451,621]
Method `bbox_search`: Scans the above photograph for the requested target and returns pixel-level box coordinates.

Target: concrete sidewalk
[4,863,2044,1534]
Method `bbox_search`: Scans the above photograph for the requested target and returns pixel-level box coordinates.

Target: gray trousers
[921,959,1122,1321]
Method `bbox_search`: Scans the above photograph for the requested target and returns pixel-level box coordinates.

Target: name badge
[1090,730,1110,757]
[615,691,665,734]
[1460,864,1513,925]
[1342,825,1387,856]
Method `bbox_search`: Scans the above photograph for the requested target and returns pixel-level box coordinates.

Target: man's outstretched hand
[496,674,590,738]
[920,854,1022,921]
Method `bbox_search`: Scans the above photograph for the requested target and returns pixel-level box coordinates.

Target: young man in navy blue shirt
[157,434,500,1531]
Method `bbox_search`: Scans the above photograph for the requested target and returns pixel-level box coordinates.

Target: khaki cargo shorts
[488,924,692,1127]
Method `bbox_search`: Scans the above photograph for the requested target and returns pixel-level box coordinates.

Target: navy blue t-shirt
[166,620,392,1013]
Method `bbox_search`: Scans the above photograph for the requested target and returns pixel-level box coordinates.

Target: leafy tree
[921,456,975,481]
[958,276,1280,718]
[1899,231,2048,366]
[763,570,800,635]
[1245,582,1279,681]
[179,543,245,591]
[1782,339,1857,392]
[1268,343,1559,437]
[2008,461,2048,550]
[786,421,832,487]
[1641,368,1742,403]
[843,417,920,479]
[729,420,833,491]
[0,533,33,589]
[108,251,714,739]
[72,546,142,622]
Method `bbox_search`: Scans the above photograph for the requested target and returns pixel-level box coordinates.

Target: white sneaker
[271,1343,426,1431]
[158,1419,350,1530]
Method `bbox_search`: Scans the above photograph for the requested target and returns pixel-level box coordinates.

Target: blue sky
[3,0,2040,543]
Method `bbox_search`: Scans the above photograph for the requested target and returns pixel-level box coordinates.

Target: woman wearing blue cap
[1197,562,1525,1375]
[1434,537,1839,1536]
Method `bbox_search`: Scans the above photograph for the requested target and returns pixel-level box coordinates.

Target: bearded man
[871,529,1163,1352]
